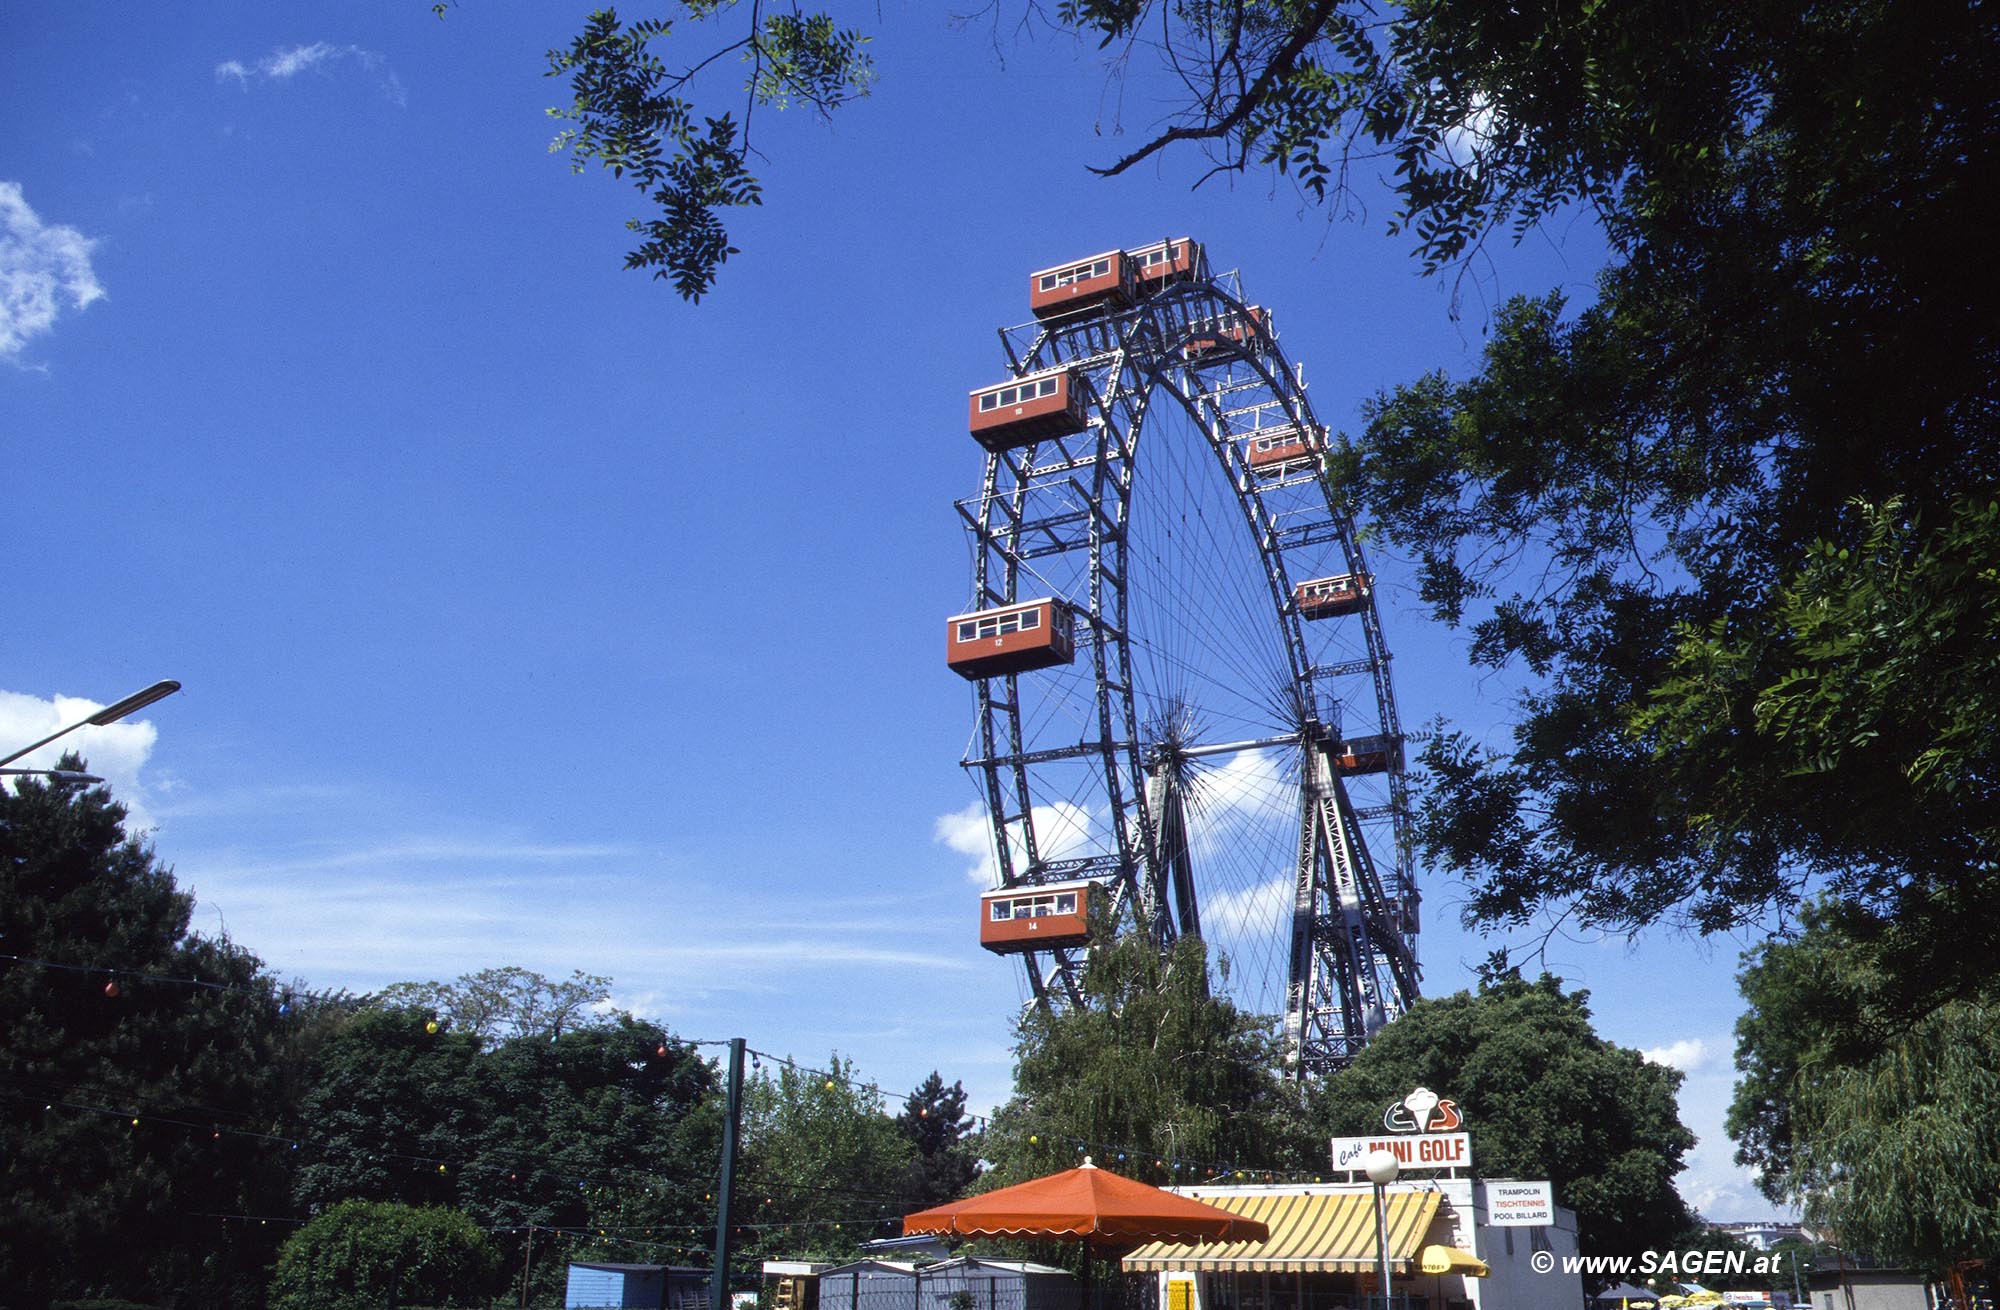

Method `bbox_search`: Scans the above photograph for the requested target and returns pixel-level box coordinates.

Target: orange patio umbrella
[903,1158,1271,1251]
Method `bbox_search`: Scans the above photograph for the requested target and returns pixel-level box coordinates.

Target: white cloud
[0,688,166,829]
[0,182,105,361]
[1437,91,1498,174]
[216,41,339,83]
[266,42,344,78]
[934,799,1095,887]
[1194,748,1289,819]
[1201,874,1292,937]
[935,802,994,884]
[216,42,405,105]
[1644,1038,1712,1073]
[1666,1053,1797,1223]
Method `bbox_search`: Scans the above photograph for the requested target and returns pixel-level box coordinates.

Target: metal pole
[0,680,180,767]
[1373,1181,1393,1310]
[521,1226,535,1310]
[712,1038,746,1310]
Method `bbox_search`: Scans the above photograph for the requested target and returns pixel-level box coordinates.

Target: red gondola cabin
[946,598,1077,680]
[1184,306,1266,362]
[1030,249,1133,321]
[980,880,1096,954]
[968,370,1090,451]
[1294,573,1371,619]
[1130,238,1204,289]
[1332,733,1403,775]
[1245,424,1323,476]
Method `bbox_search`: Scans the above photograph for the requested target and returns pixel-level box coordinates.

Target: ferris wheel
[945,239,1422,1076]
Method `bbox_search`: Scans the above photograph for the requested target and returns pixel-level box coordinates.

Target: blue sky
[5,0,1776,1224]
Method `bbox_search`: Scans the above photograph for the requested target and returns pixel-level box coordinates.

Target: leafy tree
[982,931,1305,1192]
[292,997,719,1296]
[895,1071,981,1211]
[1308,975,1694,1259]
[480,1018,720,1288]
[1730,903,2000,1273]
[1324,0,1999,981]
[267,1200,500,1310]
[1638,497,2000,1017]
[292,1006,493,1213]
[736,1053,915,1264]
[0,763,299,1309]
[375,966,616,1042]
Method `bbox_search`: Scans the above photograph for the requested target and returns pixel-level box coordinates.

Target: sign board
[1384,1087,1463,1134]
[1331,1132,1473,1173]
[1482,1180,1555,1227]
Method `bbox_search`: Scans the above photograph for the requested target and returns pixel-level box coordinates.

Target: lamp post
[1365,1148,1401,1310]
[0,680,181,779]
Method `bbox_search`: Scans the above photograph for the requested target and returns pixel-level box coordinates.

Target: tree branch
[1087,0,1342,178]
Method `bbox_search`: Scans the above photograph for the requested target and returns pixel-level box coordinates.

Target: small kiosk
[1126,1091,1584,1310]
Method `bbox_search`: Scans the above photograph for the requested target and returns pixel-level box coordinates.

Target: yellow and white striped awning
[1122,1191,1442,1274]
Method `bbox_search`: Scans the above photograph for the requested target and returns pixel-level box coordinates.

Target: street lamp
[1365,1148,1401,1310]
[0,680,181,778]
[0,768,105,784]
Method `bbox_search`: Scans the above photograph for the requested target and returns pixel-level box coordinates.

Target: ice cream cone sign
[1404,1088,1439,1129]
[1383,1085,1463,1133]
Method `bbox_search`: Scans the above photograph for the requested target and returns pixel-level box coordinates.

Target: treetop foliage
[1730,900,2000,1273]
[375,965,616,1041]
[736,1052,916,1261]
[1322,0,2000,1009]
[896,1071,981,1211]
[982,931,1305,1192]
[0,763,299,1308]
[533,3,873,299]
[291,1001,722,1291]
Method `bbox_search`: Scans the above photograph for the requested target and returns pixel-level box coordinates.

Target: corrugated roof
[1121,1191,1440,1274]
[925,1258,1072,1276]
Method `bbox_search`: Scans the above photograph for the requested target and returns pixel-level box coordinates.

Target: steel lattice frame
[956,262,1423,1075]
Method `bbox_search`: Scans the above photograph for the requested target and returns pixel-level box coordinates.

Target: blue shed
[917,1257,1077,1310]
[815,1260,920,1310]
[811,1258,1080,1310]
[566,1263,713,1310]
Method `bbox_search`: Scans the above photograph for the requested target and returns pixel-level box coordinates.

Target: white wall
[1448,1178,1585,1310]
